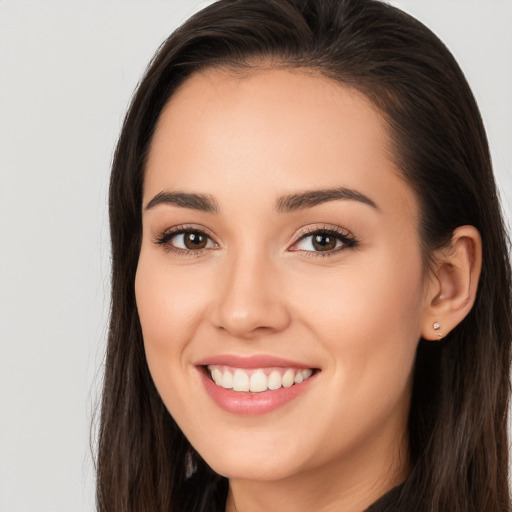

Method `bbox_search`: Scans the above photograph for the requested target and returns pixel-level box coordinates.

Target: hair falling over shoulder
[96,0,512,510]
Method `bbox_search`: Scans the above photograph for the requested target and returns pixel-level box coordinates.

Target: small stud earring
[433,321,443,340]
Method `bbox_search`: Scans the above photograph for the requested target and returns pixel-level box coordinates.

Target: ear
[421,225,482,340]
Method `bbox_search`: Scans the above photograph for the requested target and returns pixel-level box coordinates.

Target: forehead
[144,67,416,221]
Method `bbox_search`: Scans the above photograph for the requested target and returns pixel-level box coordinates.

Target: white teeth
[233,369,250,392]
[282,369,295,388]
[267,370,282,390]
[222,370,233,389]
[249,370,268,392]
[211,368,223,385]
[207,366,315,392]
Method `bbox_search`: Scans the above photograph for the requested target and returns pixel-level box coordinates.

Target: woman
[96,0,512,510]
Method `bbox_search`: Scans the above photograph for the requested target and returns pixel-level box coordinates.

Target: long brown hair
[97,1,512,510]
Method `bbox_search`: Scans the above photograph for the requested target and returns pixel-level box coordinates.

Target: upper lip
[194,354,315,369]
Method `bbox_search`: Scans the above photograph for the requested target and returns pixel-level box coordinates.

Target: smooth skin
[135,68,481,512]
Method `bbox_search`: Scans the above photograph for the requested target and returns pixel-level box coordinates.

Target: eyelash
[289,226,358,258]
[153,224,358,258]
[153,225,217,257]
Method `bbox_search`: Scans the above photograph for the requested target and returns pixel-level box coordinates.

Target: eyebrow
[275,187,378,213]
[145,191,219,213]
[145,186,378,214]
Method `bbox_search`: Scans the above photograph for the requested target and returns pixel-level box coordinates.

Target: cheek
[134,251,222,422]
[292,248,424,411]
[293,249,424,344]
[135,264,174,356]
[135,255,211,355]
[134,255,196,400]
[134,256,204,427]
[293,257,423,457]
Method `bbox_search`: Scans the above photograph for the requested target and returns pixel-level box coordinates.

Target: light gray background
[0,2,511,511]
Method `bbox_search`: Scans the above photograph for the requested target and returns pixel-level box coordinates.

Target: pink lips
[196,354,318,416]
[195,354,311,369]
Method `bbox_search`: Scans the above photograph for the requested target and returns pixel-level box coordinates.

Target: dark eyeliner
[291,225,359,257]
[152,225,217,256]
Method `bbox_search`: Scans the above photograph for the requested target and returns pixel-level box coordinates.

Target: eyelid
[152,223,357,257]
[152,224,220,255]
[288,224,358,254]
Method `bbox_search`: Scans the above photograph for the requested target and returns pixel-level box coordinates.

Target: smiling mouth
[205,365,316,393]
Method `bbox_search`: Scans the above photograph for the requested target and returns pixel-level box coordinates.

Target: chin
[208,455,302,482]
[194,436,308,482]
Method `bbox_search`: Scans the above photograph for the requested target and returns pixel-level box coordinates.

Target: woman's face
[136,68,430,484]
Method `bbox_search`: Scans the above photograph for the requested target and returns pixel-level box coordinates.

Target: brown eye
[183,231,207,250]
[290,228,357,255]
[312,233,337,251]
[156,229,216,253]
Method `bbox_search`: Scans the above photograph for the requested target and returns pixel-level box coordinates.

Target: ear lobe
[421,225,482,341]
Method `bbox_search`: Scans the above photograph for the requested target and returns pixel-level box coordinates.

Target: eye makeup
[152,222,358,259]
[289,224,358,258]
[152,224,219,257]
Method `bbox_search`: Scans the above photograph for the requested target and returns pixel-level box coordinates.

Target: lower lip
[198,368,317,416]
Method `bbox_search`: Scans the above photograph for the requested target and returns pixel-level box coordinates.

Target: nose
[210,251,291,339]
